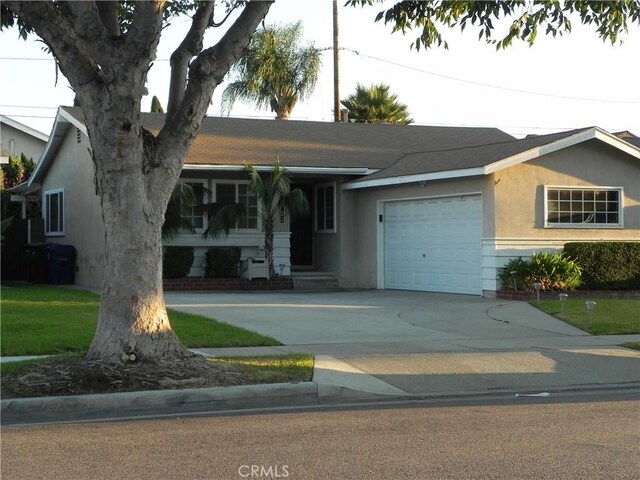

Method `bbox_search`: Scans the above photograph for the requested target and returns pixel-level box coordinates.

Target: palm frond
[202,202,245,239]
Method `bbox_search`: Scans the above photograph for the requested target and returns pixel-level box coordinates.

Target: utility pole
[333,0,340,122]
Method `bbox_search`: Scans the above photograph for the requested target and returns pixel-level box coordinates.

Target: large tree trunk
[5,0,274,364]
[86,170,185,362]
[85,110,187,363]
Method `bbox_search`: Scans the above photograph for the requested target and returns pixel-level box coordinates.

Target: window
[45,189,64,235]
[180,181,206,230]
[215,182,258,230]
[316,183,336,232]
[545,186,623,227]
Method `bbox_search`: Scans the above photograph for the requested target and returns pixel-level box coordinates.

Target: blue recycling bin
[47,244,76,284]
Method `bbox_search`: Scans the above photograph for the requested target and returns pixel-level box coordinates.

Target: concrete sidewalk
[2,290,639,424]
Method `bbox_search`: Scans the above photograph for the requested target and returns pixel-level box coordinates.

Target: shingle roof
[61,106,514,170]
[356,127,593,181]
[59,107,637,186]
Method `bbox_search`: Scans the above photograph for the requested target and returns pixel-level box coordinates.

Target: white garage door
[384,195,482,295]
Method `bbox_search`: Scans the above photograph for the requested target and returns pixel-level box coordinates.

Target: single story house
[0,114,49,164]
[18,106,640,296]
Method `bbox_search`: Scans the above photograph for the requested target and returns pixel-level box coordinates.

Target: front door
[290,184,314,267]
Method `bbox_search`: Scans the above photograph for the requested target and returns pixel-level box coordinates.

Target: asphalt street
[2,393,638,480]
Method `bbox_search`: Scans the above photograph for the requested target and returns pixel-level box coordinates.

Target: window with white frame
[215,182,258,230]
[315,183,336,232]
[545,186,623,227]
[180,180,206,229]
[45,189,64,235]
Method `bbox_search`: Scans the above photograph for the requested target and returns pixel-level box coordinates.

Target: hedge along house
[19,106,640,295]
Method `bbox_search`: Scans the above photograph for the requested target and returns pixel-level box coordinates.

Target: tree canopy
[222,21,321,120]
[348,1,640,51]
[341,83,413,125]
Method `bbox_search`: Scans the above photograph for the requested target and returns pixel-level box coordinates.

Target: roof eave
[28,107,82,187]
[183,164,378,176]
[484,127,640,175]
[342,167,485,190]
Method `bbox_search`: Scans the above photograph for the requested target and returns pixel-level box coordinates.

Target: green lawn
[531,298,640,335]
[0,285,280,356]
[211,354,315,384]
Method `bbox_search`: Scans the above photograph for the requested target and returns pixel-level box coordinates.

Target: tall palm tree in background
[245,158,309,277]
[341,83,413,125]
[222,22,321,120]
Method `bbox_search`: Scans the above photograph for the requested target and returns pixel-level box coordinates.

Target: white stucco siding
[41,126,105,287]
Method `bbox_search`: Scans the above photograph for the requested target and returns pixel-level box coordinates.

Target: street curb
[1,382,319,425]
[3,381,638,426]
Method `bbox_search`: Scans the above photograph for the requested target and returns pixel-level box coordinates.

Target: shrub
[162,246,194,278]
[206,247,241,278]
[498,257,529,291]
[499,252,581,291]
[563,242,640,290]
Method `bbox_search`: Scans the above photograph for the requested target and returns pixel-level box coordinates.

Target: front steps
[291,271,339,291]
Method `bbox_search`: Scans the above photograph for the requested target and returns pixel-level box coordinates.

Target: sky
[1,0,639,139]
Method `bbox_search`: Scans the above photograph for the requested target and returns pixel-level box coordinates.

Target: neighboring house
[18,106,640,296]
[0,114,49,164]
[614,130,640,148]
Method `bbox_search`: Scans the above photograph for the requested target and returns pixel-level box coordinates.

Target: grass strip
[210,354,314,384]
[1,285,279,356]
[531,298,640,335]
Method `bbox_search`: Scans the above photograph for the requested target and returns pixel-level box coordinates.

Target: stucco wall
[42,126,105,287]
[494,140,639,239]
[1,123,47,162]
[344,176,493,289]
[485,140,640,292]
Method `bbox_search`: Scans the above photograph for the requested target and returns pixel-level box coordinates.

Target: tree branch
[155,1,273,177]
[166,1,216,118]
[122,1,164,68]
[96,1,120,37]
[57,1,118,63]
[4,1,102,94]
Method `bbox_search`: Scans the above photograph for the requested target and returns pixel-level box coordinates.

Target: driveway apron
[165,290,640,397]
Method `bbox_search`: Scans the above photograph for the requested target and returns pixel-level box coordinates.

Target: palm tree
[162,183,244,241]
[222,22,321,120]
[341,83,413,125]
[245,158,310,277]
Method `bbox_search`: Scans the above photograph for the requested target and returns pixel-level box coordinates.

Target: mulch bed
[1,356,248,399]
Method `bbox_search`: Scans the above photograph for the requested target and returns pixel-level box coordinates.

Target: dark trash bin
[25,243,49,284]
[47,244,77,285]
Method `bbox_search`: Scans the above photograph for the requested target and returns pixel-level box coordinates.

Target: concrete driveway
[165,290,640,398]
[165,290,585,348]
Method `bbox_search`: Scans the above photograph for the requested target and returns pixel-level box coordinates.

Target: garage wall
[344,176,493,290]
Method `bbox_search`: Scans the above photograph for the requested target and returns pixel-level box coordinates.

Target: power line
[3,50,638,104]
[338,48,640,105]
[0,104,58,110]
[0,113,55,119]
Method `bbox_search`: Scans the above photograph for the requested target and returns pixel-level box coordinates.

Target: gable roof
[0,115,49,143]
[343,126,640,189]
[28,106,640,191]
[58,106,515,171]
